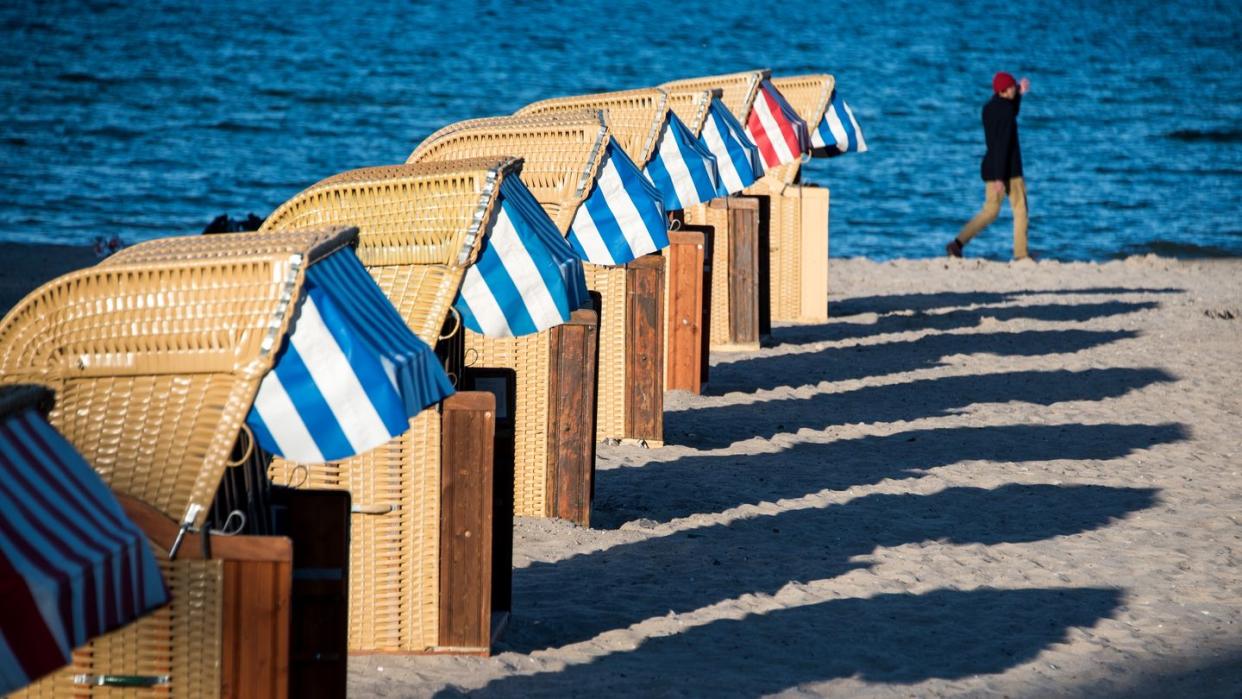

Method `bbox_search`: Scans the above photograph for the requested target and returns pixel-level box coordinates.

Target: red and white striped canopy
[745,79,811,170]
[0,387,169,694]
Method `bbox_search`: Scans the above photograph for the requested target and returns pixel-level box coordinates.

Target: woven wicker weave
[663,88,717,136]
[661,70,768,122]
[11,553,223,699]
[408,113,608,233]
[408,116,621,509]
[260,159,511,651]
[0,227,354,529]
[515,87,669,167]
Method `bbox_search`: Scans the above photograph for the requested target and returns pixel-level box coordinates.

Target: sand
[3,247,1239,697]
[350,255,1241,697]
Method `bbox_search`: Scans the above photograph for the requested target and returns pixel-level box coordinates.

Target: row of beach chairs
[0,70,864,697]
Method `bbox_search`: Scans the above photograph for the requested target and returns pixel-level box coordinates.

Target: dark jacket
[980,93,1022,182]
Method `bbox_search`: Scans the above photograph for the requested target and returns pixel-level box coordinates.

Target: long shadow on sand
[767,299,1159,348]
[828,286,1181,318]
[500,483,1155,655]
[452,587,1123,696]
[668,367,1175,450]
[595,422,1187,529]
[708,327,1139,395]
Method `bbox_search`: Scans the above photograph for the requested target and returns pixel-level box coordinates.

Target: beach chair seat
[517,88,680,446]
[260,159,518,652]
[0,228,361,697]
[409,115,610,522]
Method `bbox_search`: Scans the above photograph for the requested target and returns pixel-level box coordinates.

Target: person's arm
[981,101,1015,183]
[1014,77,1030,116]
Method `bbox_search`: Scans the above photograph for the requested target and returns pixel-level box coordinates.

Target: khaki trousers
[958,176,1028,259]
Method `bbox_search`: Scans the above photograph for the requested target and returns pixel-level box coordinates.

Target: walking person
[947,72,1032,259]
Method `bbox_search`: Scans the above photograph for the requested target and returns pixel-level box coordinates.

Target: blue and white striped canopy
[455,175,590,338]
[644,112,719,211]
[699,100,762,196]
[247,248,454,463]
[568,138,668,266]
[811,89,868,156]
[1,398,168,693]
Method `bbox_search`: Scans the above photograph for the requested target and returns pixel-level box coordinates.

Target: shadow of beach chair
[0,227,364,697]
[259,159,519,654]
[408,114,609,525]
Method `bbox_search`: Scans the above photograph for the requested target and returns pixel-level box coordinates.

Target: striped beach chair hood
[746,78,811,169]
[0,386,169,693]
[454,173,590,338]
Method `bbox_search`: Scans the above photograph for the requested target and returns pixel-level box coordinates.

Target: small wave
[83,125,145,139]
[54,71,130,86]
[209,120,279,133]
[1115,239,1241,259]
[1165,129,1242,144]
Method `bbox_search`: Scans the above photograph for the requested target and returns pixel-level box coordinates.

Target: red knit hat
[992,72,1017,93]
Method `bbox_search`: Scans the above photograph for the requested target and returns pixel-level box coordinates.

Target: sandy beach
[341,254,1239,697]
[3,249,1239,697]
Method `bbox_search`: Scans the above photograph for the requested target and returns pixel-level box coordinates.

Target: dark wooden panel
[750,194,773,339]
[271,488,349,699]
[665,230,706,394]
[624,253,665,443]
[460,367,516,615]
[696,225,713,384]
[439,391,497,652]
[728,197,761,345]
[547,308,599,526]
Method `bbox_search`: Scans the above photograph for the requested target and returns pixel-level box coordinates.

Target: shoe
[945,239,964,258]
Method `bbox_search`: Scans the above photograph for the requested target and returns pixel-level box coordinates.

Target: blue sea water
[1,0,1239,261]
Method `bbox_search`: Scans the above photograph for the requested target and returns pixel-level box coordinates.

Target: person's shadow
[447,586,1123,697]
[825,286,1180,318]
[595,422,1186,528]
[502,483,1156,655]
[668,367,1175,450]
[708,327,1140,395]
[768,298,1159,348]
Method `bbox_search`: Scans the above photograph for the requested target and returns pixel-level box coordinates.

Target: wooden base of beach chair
[688,198,763,352]
[545,309,600,526]
[11,496,294,699]
[270,393,511,656]
[588,255,665,445]
[462,308,599,525]
[624,254,665,445]
[436,391,509,655]
[663,229,709,393]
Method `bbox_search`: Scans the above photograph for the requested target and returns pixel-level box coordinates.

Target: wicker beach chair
[0,227,349,698]
[663,71,769,350]
[516,88,671,445]
[259,158,514,652]
[753,74,836,323]
[408,114,608,519]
